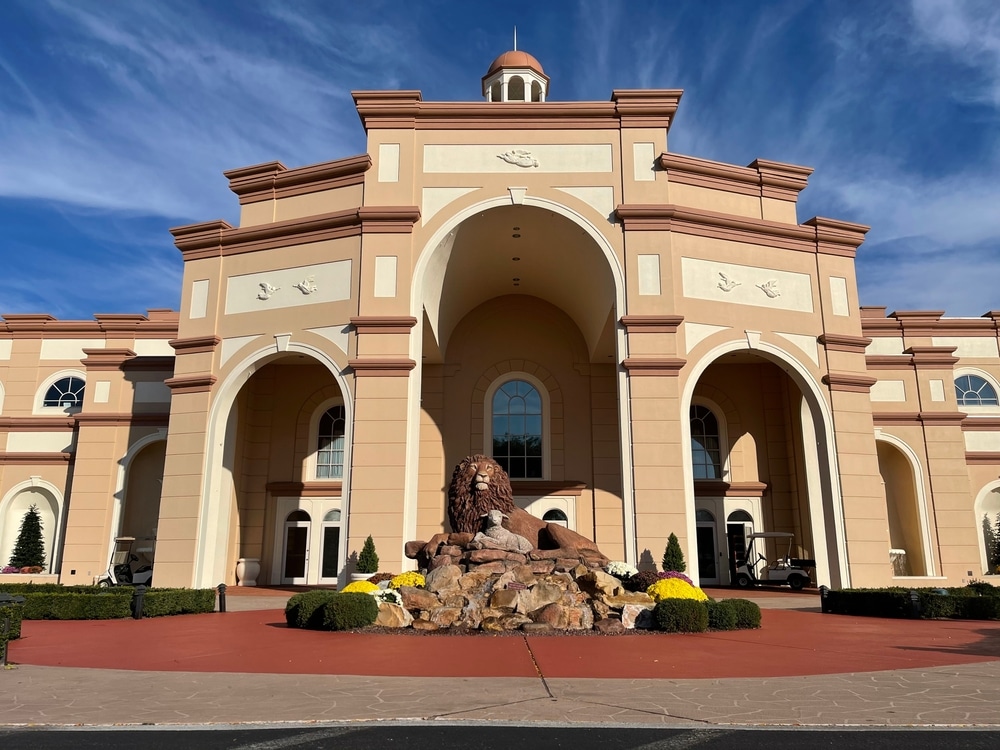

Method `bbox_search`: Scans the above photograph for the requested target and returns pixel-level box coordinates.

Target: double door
[272,497,343,585]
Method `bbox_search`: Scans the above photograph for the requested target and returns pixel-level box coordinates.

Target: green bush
[0,602,23,640]
[653,598,708,633]
[960,595,1000,620]
[322,592,379,630]
[20,592,132,620]
[285,590,340,629]
[824,586,1000,621]
[661,532,686,573]
[141,588,216,617]
[825,588,911,618]
[357,536,379,575]
[706,600,738,631]
[0,583,132,596]
[727,598,762,629]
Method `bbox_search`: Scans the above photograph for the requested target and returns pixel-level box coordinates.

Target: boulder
[398,585,440,611]
[621,603,656,630]
[428,606,463,628]
[489,589,519,609]
[521,622,553,634]
[516,582,565,615]
[576,570,623,599]
[604,592,655,609]
[375,602,413,628]
[425,564,463,593]
[593,618,626,635]
[429,554,457,570]
[528,560,556,575]
[404,540,426,559]
[411,619,440,632]
[465,549,515,564]
[440,544,464,557]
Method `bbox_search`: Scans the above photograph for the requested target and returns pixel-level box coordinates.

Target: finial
[513,26,517,51]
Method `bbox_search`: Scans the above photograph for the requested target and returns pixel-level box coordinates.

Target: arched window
[43,376,85,410]
[955,374,999,406]
[492,379,542,479]
[690,404,722,479]
[316,405,346,479]
[508,75,525,101]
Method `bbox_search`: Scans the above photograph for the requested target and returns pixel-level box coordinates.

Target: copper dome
[485,50,547,79]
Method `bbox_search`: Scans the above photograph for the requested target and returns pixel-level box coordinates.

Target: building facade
[2,51,998,590]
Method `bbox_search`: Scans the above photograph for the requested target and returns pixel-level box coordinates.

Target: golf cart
[97,536,154,587]
[733,531,814,590]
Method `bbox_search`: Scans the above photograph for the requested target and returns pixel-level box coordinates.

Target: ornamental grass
[646,577,708,603]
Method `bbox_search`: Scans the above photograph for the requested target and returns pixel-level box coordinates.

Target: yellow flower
[341,580,379,594]
[646,577,708,602]
[389,571,426,589]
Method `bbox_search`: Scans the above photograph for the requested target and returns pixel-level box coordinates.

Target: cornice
[965,452,1000,465]
[121,356,175,372]
[818,333,871,354]
[750,159,814,201]
[961,417,1000,431]
[350,316,418,335]
[822,372,877,392]
[693,480,768,498]
[658,154,812,202]
[802,217,870,257]
[865,355,913,371]
[169,335,221,355]
[0,313,178,338]
[872,412,921,426]
[81,348,136,371]
[872,411,965,426]
[170,207,420,261]
[917,411,967,426]
[164,373,217,394]
[75,413,169,427]
[0,417,76,431]
[621,357,686,376]
[352,89,683,131]
[348,358,417,377]
[905,346,959,369]
[225,154,372,205]
[620,315,684,333]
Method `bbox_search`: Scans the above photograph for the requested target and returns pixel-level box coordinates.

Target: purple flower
[658,570,693,586]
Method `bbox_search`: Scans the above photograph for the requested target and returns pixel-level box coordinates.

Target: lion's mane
[447,454,516,534]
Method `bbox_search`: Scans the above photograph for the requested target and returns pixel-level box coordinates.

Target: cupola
[482,49,549,102]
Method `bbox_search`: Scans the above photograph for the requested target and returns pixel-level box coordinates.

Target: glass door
[695,509,720,585]
[319,508,342,584]
[282,510,311,584]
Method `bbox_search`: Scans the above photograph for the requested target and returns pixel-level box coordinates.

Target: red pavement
[10,607,1000,679]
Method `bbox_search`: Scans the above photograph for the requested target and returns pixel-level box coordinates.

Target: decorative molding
[257,282,280,301]
[1,312,178,338]
[962,417,1000,431]
[121,356,175,372]
[693,480,768,498]
[266,481,343,498]
[906,346,960,369]
[865,355,913,370]
[0,417,76,431]
[0,452,73,465]
[74,414,170,427]
[619,315,683,333]
[965,452,1000,465]
[818,333,872,354]
[348,358,417,377]
[621,357,686,376]
[872,412,921,426]
[870,411,964,427]
[510,480,587,497]
[169,336,221,355]
[225,154,372,205]
[80,348,137,371]
[293,276,318,295]
[497,150,538,168]
[823,372,878,393]
[918,411,967,427]
[350,316,419,335]
[756,280,781,299]
[717,273,740,292]
[164,373,217,394]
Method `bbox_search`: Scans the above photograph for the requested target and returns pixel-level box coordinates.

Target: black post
[217,583,227,613]
[819,584,829,614]
[909,588,921,619]
[132,584,147,620]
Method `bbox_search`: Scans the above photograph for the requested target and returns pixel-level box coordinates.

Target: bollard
[909,589,921,619]
[819,584,829,614]
[217,583,227,613]
[132,584,147,620]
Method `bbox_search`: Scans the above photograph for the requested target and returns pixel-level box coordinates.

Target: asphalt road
[1,725,998,749]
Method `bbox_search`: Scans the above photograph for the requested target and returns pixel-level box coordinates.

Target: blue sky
[1,0,999,320]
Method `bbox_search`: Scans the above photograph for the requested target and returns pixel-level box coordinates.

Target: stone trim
[121,356,175,372]
[919,411,967,426]
[225,154,371,205]
[658,154,812,202]
[818,333,871,354]
[962,417,1000,431]
[693,480,768,498]
[509,480,587,497]
[865,355,913,371]
[164,373,217,394]
[169,336,221,355]
[348,358,416,377]
[266,481,343,497]
[872,412,921,426]
[81,348,136,371]
[0,452,72,464]
[906,346,960,369]
[74,414,169,427]
[822,372,877,393]
[620,315,684,333]
[350,316,419,335]
[0,417,76,431]
[965,452,1000,465]
[621,357,686,376]
[1,313,178,338]
[871,411,964,426]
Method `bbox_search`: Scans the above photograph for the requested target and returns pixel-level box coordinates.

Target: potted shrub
[351,535,379,582]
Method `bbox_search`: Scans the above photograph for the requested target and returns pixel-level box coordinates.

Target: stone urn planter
[349,572,372,583]
[235,558,260,587]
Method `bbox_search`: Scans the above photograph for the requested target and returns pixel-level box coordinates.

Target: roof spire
[513,26,517,51]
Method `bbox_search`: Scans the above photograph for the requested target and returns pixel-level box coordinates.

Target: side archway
[875,433,934,577]
[0,479,64,573]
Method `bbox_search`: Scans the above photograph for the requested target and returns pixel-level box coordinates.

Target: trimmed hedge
[284,591,379,631]
[20,592,132,620]
[824,584,1000,620]
[706,600,738,631]
[654,598,708,632]
[727,598,762,629]
[141,588,216,617]
[0,585,216,620]
[1,602,23,644]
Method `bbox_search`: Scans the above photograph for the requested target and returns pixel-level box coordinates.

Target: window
[492,379,542,479]
[955,375,999,406]
[316,405,345,479]
[690,404,722,480]
[43,376,85,409]
[542,509,568,527]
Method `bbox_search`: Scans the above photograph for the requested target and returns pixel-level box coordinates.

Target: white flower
[370,588,402,606]
[606,560,638,579]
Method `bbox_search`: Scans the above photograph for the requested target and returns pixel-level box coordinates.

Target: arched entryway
[683,343,847,588]
[876,436,932,577]
[411,200,631,561]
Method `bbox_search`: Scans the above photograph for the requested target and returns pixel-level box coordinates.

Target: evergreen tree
[9,504,45,569]
[661,532,686,573]
[357,535,379,574]
[993,513,1000,573]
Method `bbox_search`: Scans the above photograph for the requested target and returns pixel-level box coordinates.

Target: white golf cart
[733,531,814,591]
[97,536,154,587]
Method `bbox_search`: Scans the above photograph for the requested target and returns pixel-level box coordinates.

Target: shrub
[960,595,1000,620]
[341,580,379,594]
[357,536,379,574]
[8,505,45,569]
[141,588,216,617]
[323,592,378,630]
[19,592,132,620]
[623,570,660,593]
[706,600,738,631]
[654,598,708,632]
[661,532,686,573]
[727,599,762,629]
[0,602,23,640]
[966,580,999,597]
[647,577,708,603]
[285,591,340,630]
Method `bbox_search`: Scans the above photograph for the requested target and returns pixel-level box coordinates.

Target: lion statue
[444,454,608,565]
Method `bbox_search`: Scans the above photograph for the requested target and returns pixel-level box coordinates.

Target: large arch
[108,430,167,565]
[409,195,638,560]
[680,338,849,588]
[193,341,354,588]
[875,432,935,577]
